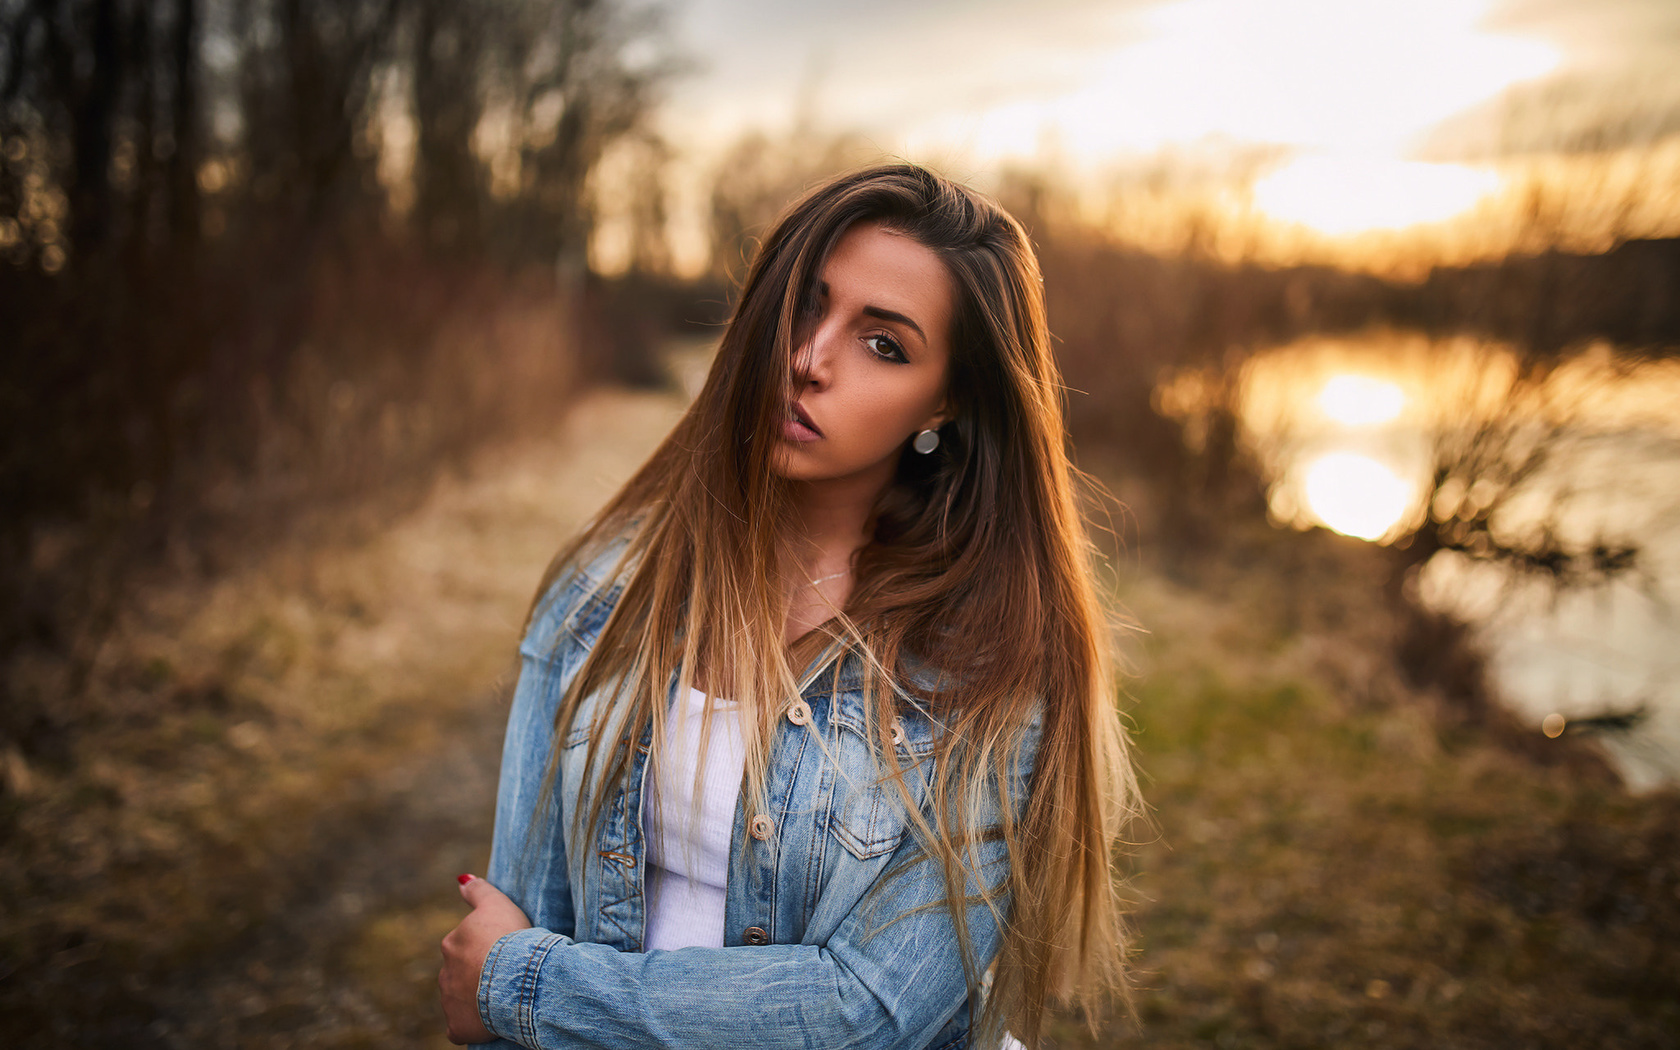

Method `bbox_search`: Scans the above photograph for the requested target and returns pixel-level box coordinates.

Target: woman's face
[774,221,954,489]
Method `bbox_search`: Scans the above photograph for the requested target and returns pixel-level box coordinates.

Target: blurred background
[2,0,1677,1045]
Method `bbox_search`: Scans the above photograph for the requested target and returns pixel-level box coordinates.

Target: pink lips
[784,402,822,443]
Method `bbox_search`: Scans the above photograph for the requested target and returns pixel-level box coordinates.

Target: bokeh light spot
[1302,452,1412,540]
[1318,374,1406,426]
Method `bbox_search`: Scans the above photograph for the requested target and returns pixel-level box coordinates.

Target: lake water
[1233,332,1680,790]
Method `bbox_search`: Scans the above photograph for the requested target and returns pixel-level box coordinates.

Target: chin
[770,453,834,485]
[770,448,810,481]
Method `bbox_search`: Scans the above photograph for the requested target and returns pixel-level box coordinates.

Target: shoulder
[518,534,637,664]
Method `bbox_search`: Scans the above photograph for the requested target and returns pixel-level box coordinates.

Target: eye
[863,334,907,363]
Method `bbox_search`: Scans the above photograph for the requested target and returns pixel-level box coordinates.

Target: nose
[792,321,833,391]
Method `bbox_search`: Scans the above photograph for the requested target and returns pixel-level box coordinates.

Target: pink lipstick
[784,401,822,442]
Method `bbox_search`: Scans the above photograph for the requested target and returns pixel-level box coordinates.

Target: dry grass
[1058,526,1680,1049]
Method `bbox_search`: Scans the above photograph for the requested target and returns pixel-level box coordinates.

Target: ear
[922,389,955,432]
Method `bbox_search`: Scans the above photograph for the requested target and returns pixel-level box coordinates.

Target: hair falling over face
[526,163,1142,1046]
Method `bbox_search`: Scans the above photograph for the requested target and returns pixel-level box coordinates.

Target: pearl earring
[912,428,940,454]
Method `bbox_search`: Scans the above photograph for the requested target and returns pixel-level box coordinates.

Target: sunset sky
[621,0,1678,271]
[660,0,1678,167]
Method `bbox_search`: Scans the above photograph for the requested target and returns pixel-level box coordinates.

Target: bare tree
[498,0,667,267]
[0,0,680,760]
[230,0,399,238]
[409,0,486,249]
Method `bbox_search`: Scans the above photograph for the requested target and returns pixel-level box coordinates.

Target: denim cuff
[480,926,568,1046]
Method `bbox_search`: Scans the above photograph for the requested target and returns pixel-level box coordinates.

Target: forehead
[820,222,954,334]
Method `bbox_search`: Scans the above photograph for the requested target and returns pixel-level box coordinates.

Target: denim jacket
[474,545,1038,1049]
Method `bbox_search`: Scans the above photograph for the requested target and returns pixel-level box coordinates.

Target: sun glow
[967,0,1561,164]
[1254,156,1503,236]
[1302,452,1414,540]
[1317,374,1406,426]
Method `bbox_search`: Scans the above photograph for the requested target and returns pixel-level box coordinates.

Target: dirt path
[165,383,687,1048]
[5,379,688,1047]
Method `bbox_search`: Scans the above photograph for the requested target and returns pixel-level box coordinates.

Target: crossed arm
[439,837,1005,1050]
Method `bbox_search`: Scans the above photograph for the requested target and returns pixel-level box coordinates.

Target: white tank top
[643,687,746,951]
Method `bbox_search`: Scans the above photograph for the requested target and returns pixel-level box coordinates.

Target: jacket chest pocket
[826,712,935,861]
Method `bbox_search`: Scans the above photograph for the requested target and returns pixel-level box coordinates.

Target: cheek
[849,385,935,443]
[875,391,928,430]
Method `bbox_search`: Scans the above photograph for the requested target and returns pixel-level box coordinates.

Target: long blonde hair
[529,163,1138,1045]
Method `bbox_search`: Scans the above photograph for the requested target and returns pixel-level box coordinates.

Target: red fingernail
[457,873,474,885]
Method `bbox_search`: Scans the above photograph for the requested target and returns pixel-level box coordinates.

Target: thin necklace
[808,570,848,587]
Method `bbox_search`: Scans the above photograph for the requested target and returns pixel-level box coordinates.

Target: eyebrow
[862,305,926,344]
[815,281,928,344]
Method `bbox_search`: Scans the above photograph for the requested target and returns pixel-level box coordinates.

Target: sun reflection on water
[1225,339,1680,550]
[1300,451,1414,541]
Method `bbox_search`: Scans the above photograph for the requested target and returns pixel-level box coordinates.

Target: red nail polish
[458,873,474,885]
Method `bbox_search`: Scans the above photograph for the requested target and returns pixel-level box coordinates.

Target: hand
[439,873,533,1045]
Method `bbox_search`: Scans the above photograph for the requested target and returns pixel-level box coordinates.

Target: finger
[456,872,505,907]
[456,872,480,905]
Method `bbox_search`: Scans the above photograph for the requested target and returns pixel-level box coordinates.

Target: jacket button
[786,700,812,726]
[749,814,774,840]
[890,718,906,747]
[743,926,769,945]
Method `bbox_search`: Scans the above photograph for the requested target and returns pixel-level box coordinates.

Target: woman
[438,163,1139,1049]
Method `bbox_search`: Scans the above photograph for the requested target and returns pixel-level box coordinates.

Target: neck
[776,460,895,648]
[782,463,891,577]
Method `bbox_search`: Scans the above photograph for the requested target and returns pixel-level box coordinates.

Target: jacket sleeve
[474,728,1034,1050]
[469,557,635,1050]
[484,577,591,939]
